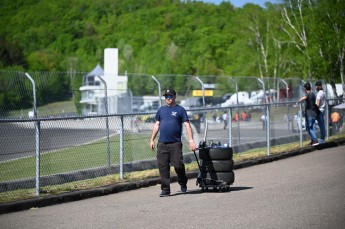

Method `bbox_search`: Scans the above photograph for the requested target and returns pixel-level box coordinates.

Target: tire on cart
[201,160,234,172]
[200,147,233,160]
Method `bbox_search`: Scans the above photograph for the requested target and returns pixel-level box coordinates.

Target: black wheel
[205,171,235,184]
[220,182,229,192]
[199,147,233,160]
[201,160,234,172]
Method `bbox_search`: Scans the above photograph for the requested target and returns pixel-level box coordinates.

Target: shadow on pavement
[169,186,253,196]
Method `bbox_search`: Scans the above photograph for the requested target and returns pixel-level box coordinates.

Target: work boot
[159,190,170,197]
[180,185,187,193]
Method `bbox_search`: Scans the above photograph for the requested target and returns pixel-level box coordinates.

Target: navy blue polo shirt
[155,104,189,143]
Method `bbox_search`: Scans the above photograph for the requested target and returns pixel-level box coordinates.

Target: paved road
[1,145,344,229]
[0,122,116,161]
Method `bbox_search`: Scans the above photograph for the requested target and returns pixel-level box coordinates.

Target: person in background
[234,112,239,122]
[294,110,303,132]
[247,112,252,121]
[331,111,340,133]
[298,82,319,146]
[315,81,326,143]
[260,113,266,130]
[150,89,197,197]
[212,112,217,123]
[241,111,248,121]
[222,111,228,129]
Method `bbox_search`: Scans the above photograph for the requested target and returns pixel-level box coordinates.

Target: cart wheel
[218,182,228,192]
[206,172,235,184]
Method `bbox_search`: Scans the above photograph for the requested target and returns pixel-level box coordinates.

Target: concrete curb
[1,138,344,215]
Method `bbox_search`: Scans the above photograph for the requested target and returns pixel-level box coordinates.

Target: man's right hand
[150,140,155,151]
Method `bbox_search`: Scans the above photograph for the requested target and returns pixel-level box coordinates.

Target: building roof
[86,63,104,77]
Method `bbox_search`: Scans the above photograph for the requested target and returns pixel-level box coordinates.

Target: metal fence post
[228,77,240,146]
[151,75,162,107]
[229,108,232,147]
[325,99,329,140]
[25,72,41,196]
[195,76,206,133]
[195,76,205,107]
[298,102,303,147]
[278,79,291,134]
[253,77,271,155]
[266,104,270,156]
[120,115,124,179]
[221,76,240,146]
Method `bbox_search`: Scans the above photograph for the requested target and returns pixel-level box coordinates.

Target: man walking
[150,89,197,197]
[298,83,319,146]
[315,81,326,143]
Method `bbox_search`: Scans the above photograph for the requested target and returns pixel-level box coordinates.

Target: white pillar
[104,48,118,97]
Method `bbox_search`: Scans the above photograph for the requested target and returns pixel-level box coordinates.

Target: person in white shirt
[315,81,326,143]
[222,111,228,129]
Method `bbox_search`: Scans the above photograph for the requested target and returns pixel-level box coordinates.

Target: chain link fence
[0,70,344,201]
[1,101,344,200]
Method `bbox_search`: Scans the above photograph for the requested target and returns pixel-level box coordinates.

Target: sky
[200,0,277,8]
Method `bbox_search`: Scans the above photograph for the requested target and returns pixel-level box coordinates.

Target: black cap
[304,82,311,90]
[163,89,176,96]
[315,81,322,86]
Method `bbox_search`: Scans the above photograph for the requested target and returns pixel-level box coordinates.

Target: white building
[79,48,129,115]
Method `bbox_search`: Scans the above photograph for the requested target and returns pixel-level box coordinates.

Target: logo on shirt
[171,111,177,116]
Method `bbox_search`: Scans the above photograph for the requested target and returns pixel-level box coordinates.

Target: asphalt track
[0,120,292,161]
[1,144,345,228]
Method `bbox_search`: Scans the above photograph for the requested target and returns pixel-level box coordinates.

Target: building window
[87,76,95,85]
[81,91,95,100]
[88,91,94,99]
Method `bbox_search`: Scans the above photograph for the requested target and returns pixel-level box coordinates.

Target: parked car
[221,91,252,107]
[139,100,160,112]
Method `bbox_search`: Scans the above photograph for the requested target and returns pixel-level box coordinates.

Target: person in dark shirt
[150,89,197,197]
[298,83,319,146]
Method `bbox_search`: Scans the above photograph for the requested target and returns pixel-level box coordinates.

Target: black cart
[193,142,235,192]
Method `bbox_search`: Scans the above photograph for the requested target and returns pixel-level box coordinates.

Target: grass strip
[1,133,344,204]
[0,133,160,181]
